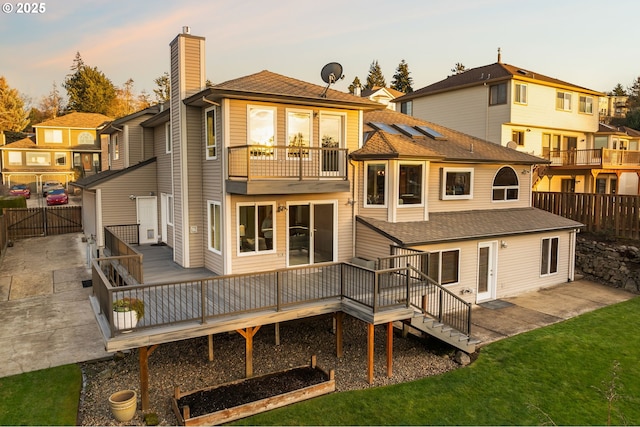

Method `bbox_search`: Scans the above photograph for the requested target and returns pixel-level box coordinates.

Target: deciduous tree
[39,81,64,119]
[391,60,413,93]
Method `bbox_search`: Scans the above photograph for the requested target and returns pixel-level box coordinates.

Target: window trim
[237,201,276,256]
[205,107,217,160]
[514,83,527,104]
[44,129,63,143]
[166,194,174,226]
[207,201,222,254]
[247,105,277,158]
[26,151,51,166]
[364,161,388,208]
[112,134,120,160]
[556,91,572,111]
[398,161,424,207]
[441,167,474,200]
[78,131,94,145]
[579,95,594,114]
[165,122,171,154]
[489,83,507,105]
[54,152,67,166]
[491,166,520,202]
[286,108,313,160]
[512,130,525,146]
[540,236,559,276]
[8,151,22,165]
[428,249,461,286]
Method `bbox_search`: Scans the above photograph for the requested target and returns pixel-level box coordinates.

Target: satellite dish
[506,141,518,149]
[320,62,344,97]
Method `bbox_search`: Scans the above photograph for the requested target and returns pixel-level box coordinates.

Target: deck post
[386,321,393,377]
[275,322,280,346]
[140,346,149,411]
[237,326,261,378]
[208,335,214,361]
[335,312,344,358]
[367,323,374,384]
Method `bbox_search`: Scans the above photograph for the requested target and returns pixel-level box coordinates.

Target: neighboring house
[0,112,111,193]
[599,95,629,123]
[351,108,582,303]
[393,53,609,193]
[359,86,404,110]
[588,123,640,194]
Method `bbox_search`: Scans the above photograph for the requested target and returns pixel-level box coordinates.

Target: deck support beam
[208,334,214,362]
[139,344,159,412]
[237,325,261,378]
[386,321,393,378]
[335,312,344,358]
[367,323,374,384]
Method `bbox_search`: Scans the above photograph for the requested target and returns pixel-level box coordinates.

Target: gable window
[442,167,473,200]
[556,91,572,111]
[514,83,527,104]
[492,166,519,201]
[165,122,171,154]
[287,109,311,158]
[208,201,221,253]
[54,152,67,166]
[44,129,62,143]
[248,105,276,157]
[541,237,559,276]
[238,202,275,254]
[26,152,51,166]
[398,163,423,205]
[579,96,593,114]
[365,162,386,206]
[489,83,507,105]
[427,249,460,285]
[512,130,525,146]
[205,108,217,159]
[78,132,93,145]
[8,152,22,165]
[400,101,413,115]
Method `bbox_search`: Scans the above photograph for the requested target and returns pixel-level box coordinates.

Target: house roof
[596,123,640,138]
[361,86,405,98]
[357,208,583,246]
[72,157,156,189]
[0,137,36,149]
[395,62,603,103]
[352,109,547,164]
[184,70,384,110]
[101,105,161,134]
[33,112,113,129]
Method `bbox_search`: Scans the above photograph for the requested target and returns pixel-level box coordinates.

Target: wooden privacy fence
[532,191,640,239]
[3,206,82,240]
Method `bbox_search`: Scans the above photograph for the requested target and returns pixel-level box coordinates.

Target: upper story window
[8,152,21,165]
[320,113,345,174]
[556,91,572,111]
[27,152,51,166]
[365,162,386,206]
[54,152,66,166]
[492,166,519,201]
[78,132,93,145]
[112,134,119,160]
[441,167,473,200]
[208,201,221,253]
[512,130,525,146]
[400,101,413,115]
[398,163,423,205]
[248,105,276,157]
[44,129,62,143]
[489,83,507,105]
[579,96,593,114]
[238,202,275,254]
[514,83,527,104]
[165,122,171,154]
[287,109,312,158]
[205,107,217,159]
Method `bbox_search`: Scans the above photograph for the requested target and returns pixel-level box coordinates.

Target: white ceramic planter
[113,310,138,331]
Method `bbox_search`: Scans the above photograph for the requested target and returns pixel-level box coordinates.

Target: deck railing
[103,226,143,284]
[546,148,640,168]
[227,145,348,180]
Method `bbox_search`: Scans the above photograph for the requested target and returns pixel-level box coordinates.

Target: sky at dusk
[2,0,639,105]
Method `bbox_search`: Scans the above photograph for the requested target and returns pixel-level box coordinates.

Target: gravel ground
[78,315,462,426]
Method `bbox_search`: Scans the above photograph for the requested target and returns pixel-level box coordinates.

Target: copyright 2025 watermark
[2,2,47,13]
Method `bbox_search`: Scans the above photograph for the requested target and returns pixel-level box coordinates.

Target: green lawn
[236,297,640,426]
[0,298,638,426]
[0,364,81,426]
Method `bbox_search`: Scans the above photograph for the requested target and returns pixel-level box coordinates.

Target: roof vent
[182,26,190,34]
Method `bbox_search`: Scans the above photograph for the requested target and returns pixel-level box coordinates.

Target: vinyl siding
[202,104,224,274]
[185,105,204,267]
[152,121,174,247]
[354,222,395,261]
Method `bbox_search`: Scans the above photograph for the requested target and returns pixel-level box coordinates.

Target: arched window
[492,167,519,201]
[78,132,94,145]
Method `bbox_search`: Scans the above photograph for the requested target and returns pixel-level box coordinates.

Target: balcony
[226,145,350,195]
[546,148,640,170]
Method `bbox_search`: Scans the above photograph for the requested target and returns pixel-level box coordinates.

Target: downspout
[349,157,357,260]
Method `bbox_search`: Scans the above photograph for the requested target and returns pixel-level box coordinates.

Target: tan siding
[82,190,97,240]
[355,223,395,261]
[202,105,224,274]
[185,105,204,267]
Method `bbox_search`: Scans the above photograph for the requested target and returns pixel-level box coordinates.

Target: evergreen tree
[348,76,362,95]
[154,72,171,104]
[627,76,640,110]
[0,76,29,132]
[63,52,116,115]
[365,60,386,90]
[609,83,627,96]
[390,60,413,93]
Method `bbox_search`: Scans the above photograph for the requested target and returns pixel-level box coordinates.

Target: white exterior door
[477,241,497,302]
[136,196,158,244]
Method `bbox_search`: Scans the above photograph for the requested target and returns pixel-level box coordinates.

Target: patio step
[409,313,477,353]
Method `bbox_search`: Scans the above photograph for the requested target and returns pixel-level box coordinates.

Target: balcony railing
[546,148,640,168]
[228,145,349,180]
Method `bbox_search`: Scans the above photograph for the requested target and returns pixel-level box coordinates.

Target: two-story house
[0,112,111,193]
[393,52,614,194]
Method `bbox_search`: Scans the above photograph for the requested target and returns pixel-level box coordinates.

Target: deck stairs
[406,310,480,353]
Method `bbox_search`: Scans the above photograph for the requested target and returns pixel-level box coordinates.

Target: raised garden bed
[172,356,335,426]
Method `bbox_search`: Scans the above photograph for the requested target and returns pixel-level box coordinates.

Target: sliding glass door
[287,202,335,266]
